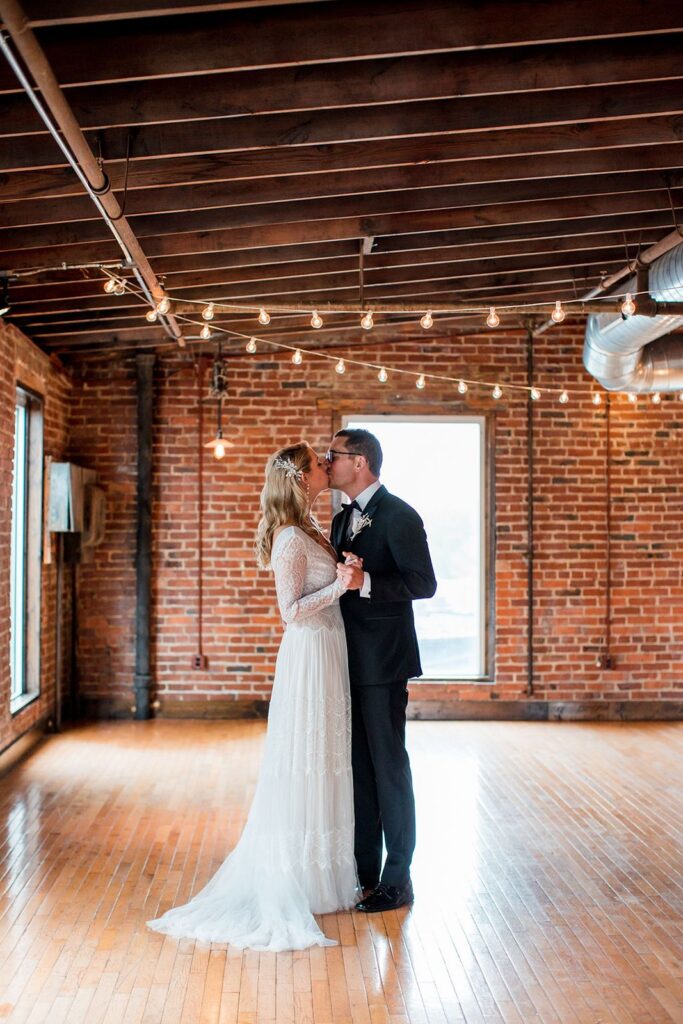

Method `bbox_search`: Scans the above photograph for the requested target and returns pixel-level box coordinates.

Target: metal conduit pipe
[583,241,683,392]
[0,0,183,345]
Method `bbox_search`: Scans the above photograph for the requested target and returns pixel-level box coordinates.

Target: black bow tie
[342,500,361,512]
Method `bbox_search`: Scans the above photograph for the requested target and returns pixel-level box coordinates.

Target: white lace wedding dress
[147,526,359,951]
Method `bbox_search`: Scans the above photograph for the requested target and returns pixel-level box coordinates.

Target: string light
[551,300,565,323]
[486,307,500,328]
[114,279,126,296]
[335,358,346,375]
[492,384,503,399]
[378,367,388,383]
[420,310,433,330]
[246,337,257,353]
[258,308,271,325]
[679,391,683,401]
[651,392,661,405]
[103,277,118,294]
[416,374,426,390]
[457,380,468,394]
[592,392,602,406]
[145,308,158,323]
[310,310,323,329]
[200,324,212,340]
[202,303,215,321]
[621,293,636,316]
[360,311,374,330]
[292,349,303,365]
[530,387,541,400]
[156,296,171,315]
[627,392,638,405]
[559,390,569,404]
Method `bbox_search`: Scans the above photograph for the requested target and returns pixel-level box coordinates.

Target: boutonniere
[350,513,372,540]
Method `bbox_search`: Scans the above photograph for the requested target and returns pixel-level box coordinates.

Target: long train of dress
[147,526,359,951]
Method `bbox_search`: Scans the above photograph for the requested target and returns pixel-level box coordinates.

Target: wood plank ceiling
[1,0,683,359]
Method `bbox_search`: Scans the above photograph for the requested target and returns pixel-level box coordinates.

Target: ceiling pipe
[0,0,184,346]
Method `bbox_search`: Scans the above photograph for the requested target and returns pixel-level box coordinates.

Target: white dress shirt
[344,480,381,599]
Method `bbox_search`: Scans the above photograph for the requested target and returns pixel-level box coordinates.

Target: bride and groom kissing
[148,428,437,952]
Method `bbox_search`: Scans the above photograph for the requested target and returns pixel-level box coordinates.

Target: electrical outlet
[596,653,614,670]
[193,653,208,670]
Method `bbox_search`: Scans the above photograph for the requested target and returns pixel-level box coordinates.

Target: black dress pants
[350,681,416,888]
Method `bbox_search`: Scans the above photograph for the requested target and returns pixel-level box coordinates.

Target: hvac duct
[583,241,683,392]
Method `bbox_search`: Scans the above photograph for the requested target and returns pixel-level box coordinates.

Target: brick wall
[0,323,72,756]
[64,324,683,718]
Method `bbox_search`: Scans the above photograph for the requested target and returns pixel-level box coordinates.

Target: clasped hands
[337,552,364,590]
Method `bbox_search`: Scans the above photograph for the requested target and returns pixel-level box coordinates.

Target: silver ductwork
[583,241,683,392]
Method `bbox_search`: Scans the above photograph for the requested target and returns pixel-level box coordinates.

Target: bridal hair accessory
[273,455,304,480]
[350,513,372,540]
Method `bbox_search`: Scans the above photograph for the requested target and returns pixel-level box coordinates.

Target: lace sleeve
[272,530,347,624]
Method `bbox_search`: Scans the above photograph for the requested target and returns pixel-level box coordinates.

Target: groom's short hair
[334,428,383,476]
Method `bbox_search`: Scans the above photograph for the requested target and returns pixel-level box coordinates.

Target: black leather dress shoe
[355,880,414,913]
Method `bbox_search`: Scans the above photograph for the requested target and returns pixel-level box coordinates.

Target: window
[10,386,43,709]
[343,416,487,679]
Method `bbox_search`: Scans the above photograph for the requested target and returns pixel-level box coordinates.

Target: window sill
[10,692,40,717]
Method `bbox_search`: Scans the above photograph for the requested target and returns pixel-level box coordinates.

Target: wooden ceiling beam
[1,199,676,273]
[8,249,631,316]
[2,35,681,136]
[0,170,679,254]
[21,1,333,29]
[11,240,647,306]
[4,115,681,204]
[1,0,679,91]
[3,143,682,230]
[5,79,683,173]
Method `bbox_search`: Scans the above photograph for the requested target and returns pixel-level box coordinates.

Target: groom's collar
[351,479,382,512]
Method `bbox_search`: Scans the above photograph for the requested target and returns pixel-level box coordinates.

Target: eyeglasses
[325,448,363,462]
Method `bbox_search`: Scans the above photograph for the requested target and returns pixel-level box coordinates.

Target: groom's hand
[337,561,364,590]
[343,552,363,568]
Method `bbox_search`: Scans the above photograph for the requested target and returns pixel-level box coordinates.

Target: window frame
[10,384,44,714]
[341,412,495,682]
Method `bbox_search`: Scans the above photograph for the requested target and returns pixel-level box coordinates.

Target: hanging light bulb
[292,349,303,365]
[360,310,374,330]
[378,367,388,383]
[627,392,638,405]
[200,324,212,341]
[246,337,257,354]
[202,303,215,321]
[114,279,126,296]
[156,295,171,315]
[420,310,433,330]
[486,306,500,328]
[621,292,636,316]
[678,391,683,402]
[310,310,323,329]
[592,392,602,406]
[335,358,346,375]
[651,392,661,405]
[551,300,565,323]
[492,384,503,399]
[258,307,271,325]
[559,390,569,404]
[145,308,158,323]
[530,387,541,400]
[103,277,117,294]
[457,380,468,395]
[416,374,426,390]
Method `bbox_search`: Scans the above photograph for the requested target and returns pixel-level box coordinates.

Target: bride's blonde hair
[256,441,324,568]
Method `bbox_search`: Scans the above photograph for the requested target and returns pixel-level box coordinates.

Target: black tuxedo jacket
[331,485,437,686]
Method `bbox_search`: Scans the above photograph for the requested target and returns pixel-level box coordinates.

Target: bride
[147,442,359,951]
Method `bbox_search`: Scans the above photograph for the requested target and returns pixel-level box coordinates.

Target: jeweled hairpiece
[273,455,304,480]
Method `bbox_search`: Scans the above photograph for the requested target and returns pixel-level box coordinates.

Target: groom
[327,428,436,912]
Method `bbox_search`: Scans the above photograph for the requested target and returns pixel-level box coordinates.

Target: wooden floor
[0,720,681,1024]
